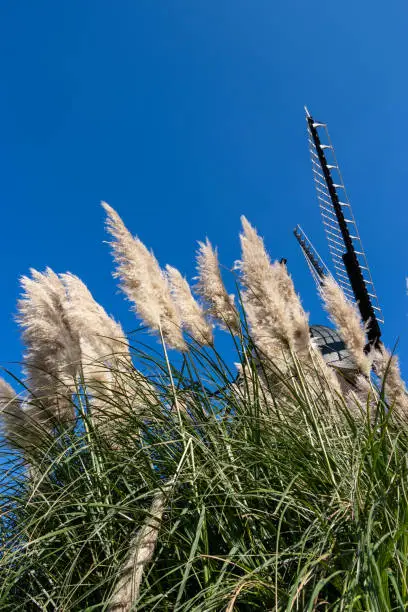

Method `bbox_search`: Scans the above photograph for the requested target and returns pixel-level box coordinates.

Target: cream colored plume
[17,268,81,423]
[102,202,186,351]
[373,348,408,419]
[195,239,240,333]
[0,377,48,452]
[238,216,310,361]
[62,272,156,424]
[109,484,169,612]
[0,378,26,448]
[166,265,213,345]
[271,258,311,355]
[61,273,130,366]
[308,342,342,396]
[321,276,371,376]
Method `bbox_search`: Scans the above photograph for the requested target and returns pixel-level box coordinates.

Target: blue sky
[1,1,407,375]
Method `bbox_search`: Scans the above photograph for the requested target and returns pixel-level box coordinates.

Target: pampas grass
[2,323,407,611]
[0,208,407,611]
[0,378,30,450]
[238,216,310,361]
[17,268,80,427]
[321,275,372,376]
[62,272,130,365]
[195,238,240,333]
[109,480,173,612]
[61,272,139,426]
[103,202,186,351]
[374,348,408,419]
[166,265,213,345]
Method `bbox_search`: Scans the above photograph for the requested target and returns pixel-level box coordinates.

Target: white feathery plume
[62,273,156,424]
[195,239,240,333]
[238,216,310,361]
[0,378,48,452]
[308,342,342,396]
[0,377,19,428]
[373,348,408,419]
[272,260,310,355]
[62,272,125,419]
[17,268,81,424]
[0,378,27,448]
[102,202,186,351]
[61,272,130,366]
[238,216,290,360]
[166,265,213,345]
[320,276,371,376]
[109,483,171,612]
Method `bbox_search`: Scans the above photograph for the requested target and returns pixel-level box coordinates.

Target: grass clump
[0,206,407,610]
[1,341,407,611]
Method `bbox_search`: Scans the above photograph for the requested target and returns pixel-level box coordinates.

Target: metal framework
[293,225,327,286]
[298,108,383,346]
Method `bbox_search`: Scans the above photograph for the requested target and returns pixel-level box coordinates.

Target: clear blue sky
[1,1,407,375]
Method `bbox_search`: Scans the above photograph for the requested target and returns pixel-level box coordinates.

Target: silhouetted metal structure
[293,225,327,285]
[295,108,383,352]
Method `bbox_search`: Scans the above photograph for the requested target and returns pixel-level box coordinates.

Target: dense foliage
[1,332,407,611]
[1,207,406,610]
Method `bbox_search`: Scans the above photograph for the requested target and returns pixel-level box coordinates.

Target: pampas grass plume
[374,348,408,419]
[0,378,25,447]
[238,216,310,360]
[62,272,157,425]
[0,378,46,452]
[61,272,129,365]
[321,276,371,376]
[195,239,240,333]
[17,268,81,423]
[103,202,186,351]
[109,487,168,611]
[166,265,213,345]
